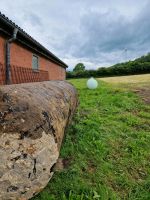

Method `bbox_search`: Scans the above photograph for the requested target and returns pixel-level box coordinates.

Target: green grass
[33,78,150,200]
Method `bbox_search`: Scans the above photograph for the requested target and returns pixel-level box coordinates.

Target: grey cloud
[23,13,42,26]
[1,0,150,70]
[64,4,150,58]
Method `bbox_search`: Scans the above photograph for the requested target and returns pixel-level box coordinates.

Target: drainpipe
[6,28,18,84]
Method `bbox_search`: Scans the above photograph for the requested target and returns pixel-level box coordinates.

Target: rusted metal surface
[0,81,78,200]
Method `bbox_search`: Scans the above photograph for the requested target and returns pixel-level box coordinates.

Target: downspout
[6,28,18,84]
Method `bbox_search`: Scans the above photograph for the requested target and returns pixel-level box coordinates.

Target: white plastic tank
[87,77,98,89]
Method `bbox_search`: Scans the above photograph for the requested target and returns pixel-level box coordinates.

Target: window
[32,55,39,70]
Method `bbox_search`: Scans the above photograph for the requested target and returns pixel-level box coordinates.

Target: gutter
[0,27,66,68]
[0,12,68,68]
[5,28,18,84]
[0,28,10,36]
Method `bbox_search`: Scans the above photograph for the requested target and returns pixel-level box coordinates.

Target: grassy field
[33,74,150,200]
[100,74,150,90]
[100,74,150,84]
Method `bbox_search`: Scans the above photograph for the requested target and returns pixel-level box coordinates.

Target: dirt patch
[53,157,72,172]
[87,161,97,174]
[133,88,150,104]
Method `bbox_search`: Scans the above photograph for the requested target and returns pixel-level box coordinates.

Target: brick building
[0,12,67,84]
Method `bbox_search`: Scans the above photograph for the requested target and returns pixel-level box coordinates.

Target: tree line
[67,53,150,78]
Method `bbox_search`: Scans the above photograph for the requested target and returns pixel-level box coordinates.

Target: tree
[66,52,150,79]
[73,63,85,73]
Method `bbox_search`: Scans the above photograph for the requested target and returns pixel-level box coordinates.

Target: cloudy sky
[1,0,150,70]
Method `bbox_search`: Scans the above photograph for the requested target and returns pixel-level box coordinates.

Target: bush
[67,53,150,79]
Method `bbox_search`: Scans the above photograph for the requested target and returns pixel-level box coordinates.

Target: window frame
[32,54,39,71]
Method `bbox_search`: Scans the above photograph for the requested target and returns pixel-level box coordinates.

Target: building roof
[0,12,68,68]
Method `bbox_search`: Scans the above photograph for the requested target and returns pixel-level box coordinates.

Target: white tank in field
[87,77,98,89]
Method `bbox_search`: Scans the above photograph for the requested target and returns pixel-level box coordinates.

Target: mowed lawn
[33,74,150,200]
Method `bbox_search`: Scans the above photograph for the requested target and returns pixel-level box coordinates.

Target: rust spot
[26,144,36,155]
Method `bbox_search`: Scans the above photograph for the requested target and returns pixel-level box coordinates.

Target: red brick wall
[0,36,6,65]
[40,57,66,80]
[11,43,32,68]
[0,35,66,81]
